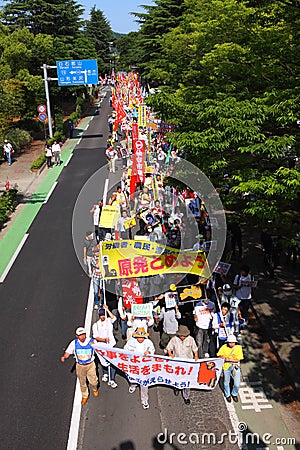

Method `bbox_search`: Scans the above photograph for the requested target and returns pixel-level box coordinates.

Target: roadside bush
[30,152,46,170]
[47,131,65,147]
[1,128,32,152]
[0,188,18,227]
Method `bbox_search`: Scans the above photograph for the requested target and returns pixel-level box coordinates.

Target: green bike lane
[0,115,92,281]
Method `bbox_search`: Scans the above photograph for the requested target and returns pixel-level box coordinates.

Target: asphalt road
[0,92,110,450]
[0,90,239,450]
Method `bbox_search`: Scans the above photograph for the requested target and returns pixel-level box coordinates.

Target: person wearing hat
[61,327,98,405]
[3,139,14,166]
[124,327,155,409]
[217,334,244,403]
[193,234,205,251]
[92,304,118,388]
[166,325,198,405]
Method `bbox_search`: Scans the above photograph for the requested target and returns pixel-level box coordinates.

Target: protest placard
[131,302,153,317]
[165,292,177,308]
[99,205,120,228]
[214,261,231,276]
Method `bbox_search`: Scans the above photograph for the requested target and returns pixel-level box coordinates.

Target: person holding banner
[60,327,99,405]
[166,325,198,405]
[217,334,244,403]
[211,303,234,355]
[92,305,118,389]
[124,327,155,409]
[193,298,215,358]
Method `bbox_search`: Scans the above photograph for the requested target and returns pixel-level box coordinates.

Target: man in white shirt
[193,298,215,358]
[60,327,98,405]
[92,305,118,388]
[124,327,155,409]
[51,141,61,166]
[90,200,103,242]
[3,139,13,165]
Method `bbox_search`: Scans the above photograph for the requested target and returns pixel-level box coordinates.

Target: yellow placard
[101,240,210,279]
[99,205,120,228]
[138,104,147,127]
[124,217,136,229]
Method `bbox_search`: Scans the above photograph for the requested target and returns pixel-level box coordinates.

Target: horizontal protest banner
[93,344,223,390]
[100,240,210,279]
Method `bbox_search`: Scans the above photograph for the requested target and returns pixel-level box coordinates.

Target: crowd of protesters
[61,72,258,409]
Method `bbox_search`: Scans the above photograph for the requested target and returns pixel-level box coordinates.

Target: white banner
[92,344,223,390]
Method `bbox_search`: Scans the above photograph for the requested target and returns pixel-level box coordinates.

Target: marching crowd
[61,79,251,410]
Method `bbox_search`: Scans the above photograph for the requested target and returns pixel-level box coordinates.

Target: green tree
[2,0,84,44]
[84,6,114,74]
[116,32,142,72]
[132,0,185,80]
[145,0,300,220]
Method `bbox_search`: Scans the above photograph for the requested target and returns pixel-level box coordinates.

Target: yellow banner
[99,205,120,228]
[138,104,147,127]
[101,240,210,279]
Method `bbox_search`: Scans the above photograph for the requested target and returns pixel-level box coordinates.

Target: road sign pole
[42,64,53,139]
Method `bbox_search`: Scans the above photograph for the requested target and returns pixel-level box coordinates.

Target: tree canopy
[127,0,300,221]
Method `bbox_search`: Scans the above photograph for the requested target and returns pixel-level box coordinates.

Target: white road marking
[0,233,29,283]
[43,181,58,204]
[239,378,273,412]
[84,123,89,130]
[224,397,245,449]
[64,153,73,167]
[77,137,82,145]
[67,281,94,450]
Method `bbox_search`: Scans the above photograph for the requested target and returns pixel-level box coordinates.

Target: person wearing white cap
[60,327,99,405]
[217,334,244,403]
[3,139,14,166]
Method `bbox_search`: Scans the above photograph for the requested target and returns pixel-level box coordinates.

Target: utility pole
[42,64,58,139]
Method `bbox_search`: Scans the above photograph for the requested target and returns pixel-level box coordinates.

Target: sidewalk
[0,113,94,279]
[228,228,300,449]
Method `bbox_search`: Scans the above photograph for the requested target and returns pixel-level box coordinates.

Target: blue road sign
[38,113,47,122]
[56,60,98,86]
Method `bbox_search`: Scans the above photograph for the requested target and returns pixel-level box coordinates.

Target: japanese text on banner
[100,240,210,279]
[92,345,223,390]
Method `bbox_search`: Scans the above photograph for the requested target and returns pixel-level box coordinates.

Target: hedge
[0,188,18,227]
[30,152,46,170]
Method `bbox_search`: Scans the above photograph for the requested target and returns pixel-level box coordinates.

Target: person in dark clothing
[228,222,242,258]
